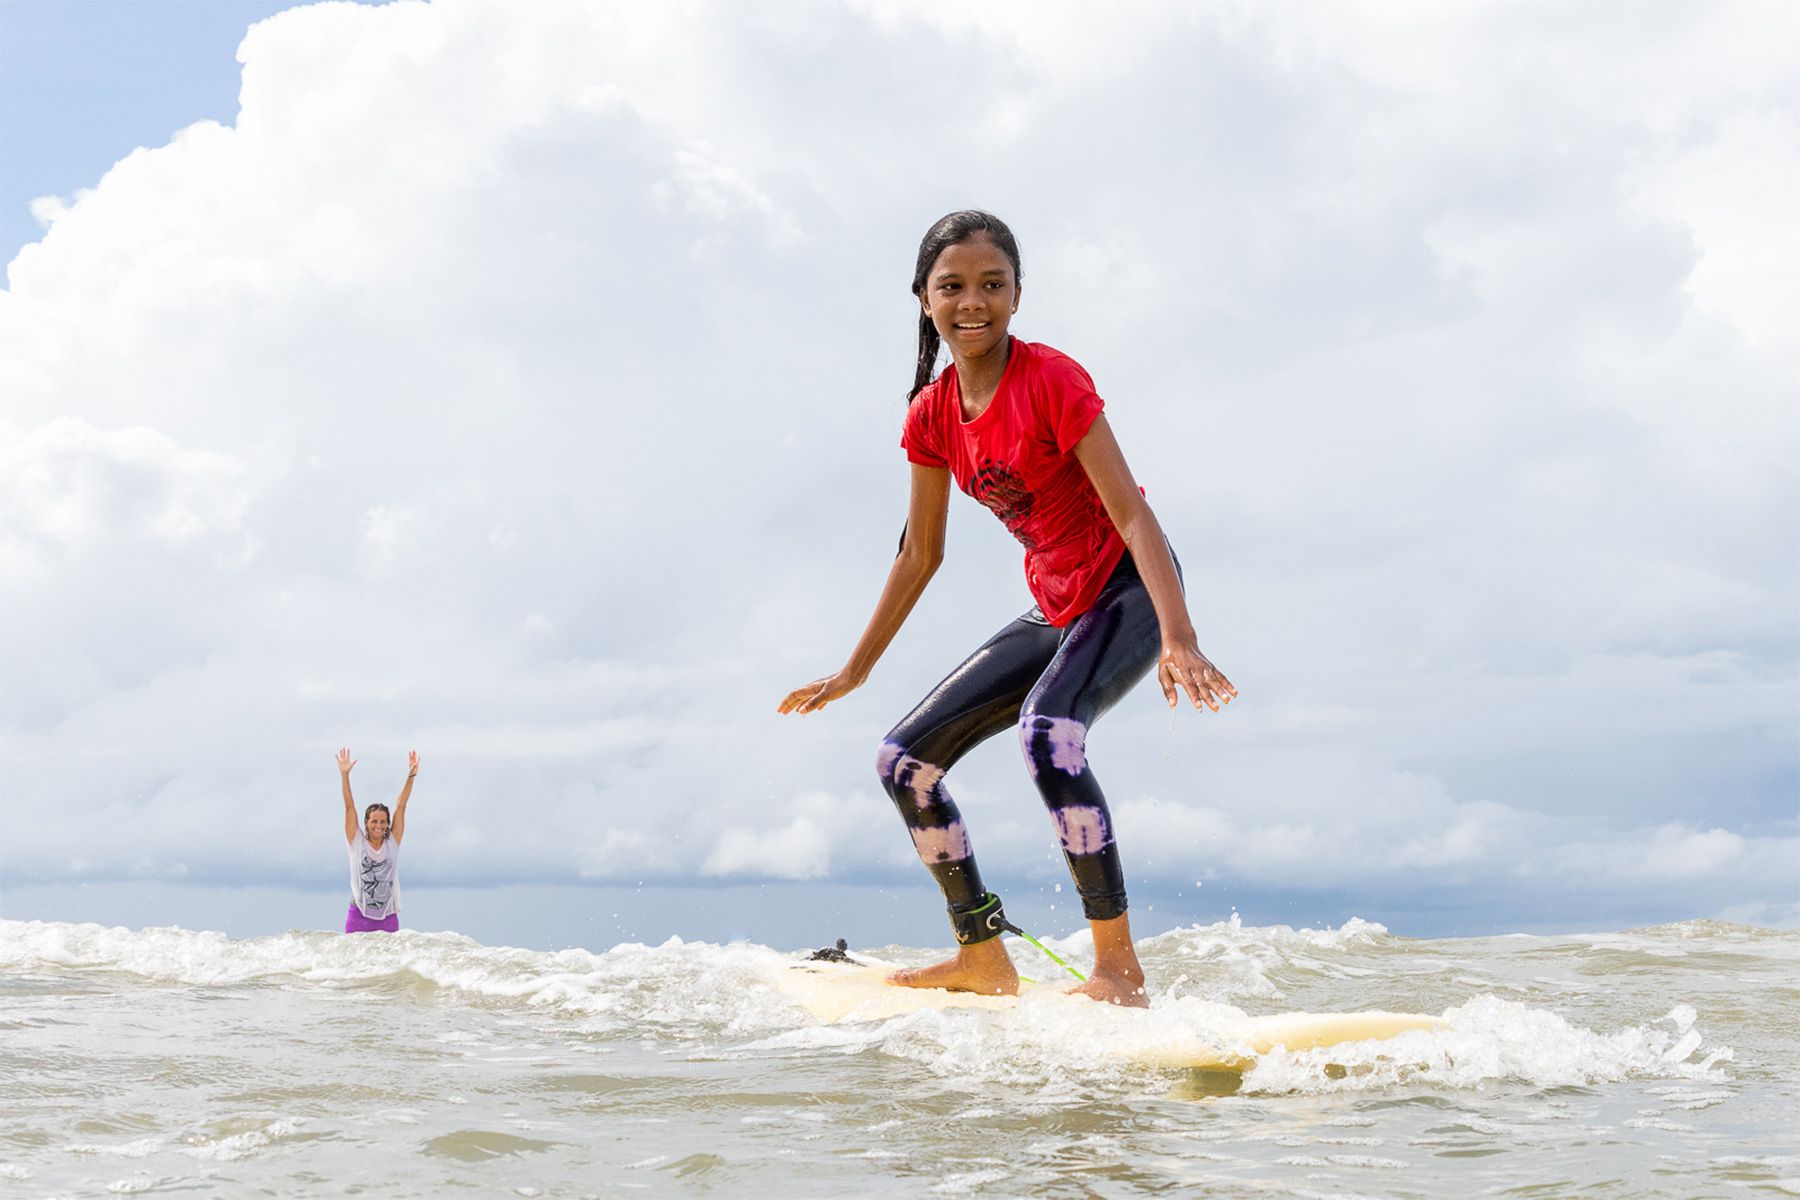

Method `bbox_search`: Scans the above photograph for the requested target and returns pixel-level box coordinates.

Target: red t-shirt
[901,339,1127,626]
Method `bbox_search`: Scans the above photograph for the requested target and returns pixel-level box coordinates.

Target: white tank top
[348,831,401,920]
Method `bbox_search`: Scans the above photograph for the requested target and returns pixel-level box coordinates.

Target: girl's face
[920,236,1020,362]
[365,808,390,844]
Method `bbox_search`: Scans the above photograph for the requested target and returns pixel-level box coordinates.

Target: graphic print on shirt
[360,852,392,911]
[969,460,1037,547]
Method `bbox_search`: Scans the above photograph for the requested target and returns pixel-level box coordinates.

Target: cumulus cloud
[701,819,831,881]
[1541,823,1796,885]
[0,0,1793,932]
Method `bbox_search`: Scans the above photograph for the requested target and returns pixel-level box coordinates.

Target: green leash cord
[957,895,1087,984]
[1002,922,1087,984]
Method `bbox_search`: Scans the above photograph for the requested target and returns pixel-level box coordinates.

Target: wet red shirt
[901,339,1127,626]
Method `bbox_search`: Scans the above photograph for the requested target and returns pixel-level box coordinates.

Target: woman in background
[337,747,417,933]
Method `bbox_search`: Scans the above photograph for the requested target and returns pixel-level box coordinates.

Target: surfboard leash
[954,893,1090,984]
[993,915,1087,984]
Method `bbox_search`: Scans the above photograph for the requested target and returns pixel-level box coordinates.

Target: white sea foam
[70,1138,164,1159]
[1276,1154,1409,1169]
[0,917,1743,1101]
[1239,994,1731,1095]
[0,919,793,1037]
[1136,915,1400,1002]
[178,1119,306,1163]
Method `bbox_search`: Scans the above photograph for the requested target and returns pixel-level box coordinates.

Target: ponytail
[910,311,942,401]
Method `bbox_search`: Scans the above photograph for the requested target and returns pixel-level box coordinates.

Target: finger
[1204,671,1235,704]
[1201,664,1235,697]
[1182,669,1220,713]
[1158,663,1178,708]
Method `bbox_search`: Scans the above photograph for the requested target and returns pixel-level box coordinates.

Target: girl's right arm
[338,747,358,843]
[778,463,951,715]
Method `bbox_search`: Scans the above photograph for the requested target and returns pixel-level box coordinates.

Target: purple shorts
[344,903,399,933]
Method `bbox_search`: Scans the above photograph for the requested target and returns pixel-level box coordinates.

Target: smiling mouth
[954,322,990,330]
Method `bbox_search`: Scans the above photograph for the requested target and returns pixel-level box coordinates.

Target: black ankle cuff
[949,893,1013,945]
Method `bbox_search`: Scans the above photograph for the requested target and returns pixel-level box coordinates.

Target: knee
[1018,712,1089,779]
[875,738,904,787]
[876,738,945,803]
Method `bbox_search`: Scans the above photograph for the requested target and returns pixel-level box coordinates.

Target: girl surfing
[780,211,1235,1007]
[337,747,417,933]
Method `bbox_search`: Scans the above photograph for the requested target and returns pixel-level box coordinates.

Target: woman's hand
[406,750,419,779]
[337,747,357,775]
[778,670,864,715]
[1158,641,1236,712]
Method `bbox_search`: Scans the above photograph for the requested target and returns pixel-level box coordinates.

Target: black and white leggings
[876,550,1175,930]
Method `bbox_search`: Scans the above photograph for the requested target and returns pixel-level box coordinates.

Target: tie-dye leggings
[876,550,1175,928]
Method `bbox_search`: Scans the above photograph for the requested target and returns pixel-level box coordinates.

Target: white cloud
[0,417,251,563]
[701,818,831,881]
[1544,823,1794,885]
[1714,898,1800,930]
[0,1,1792,931]
[1640,106,1800,351]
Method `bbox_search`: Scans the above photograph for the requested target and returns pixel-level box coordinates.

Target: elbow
[897,538,943,579]
[1113,500,1160,551]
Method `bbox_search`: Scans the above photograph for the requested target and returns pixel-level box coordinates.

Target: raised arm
[338,747,358,843]
[1074,414,1236,712]
[779,463,952,715]
[391,750,418,844]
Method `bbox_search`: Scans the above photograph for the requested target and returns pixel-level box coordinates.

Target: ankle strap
[949,893,1019,945]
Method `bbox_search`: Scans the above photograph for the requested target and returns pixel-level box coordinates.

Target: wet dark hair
[364,802,391,826]
[909,210,1023,400]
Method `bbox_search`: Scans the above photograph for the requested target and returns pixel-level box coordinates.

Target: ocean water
[1,916,1794,1198]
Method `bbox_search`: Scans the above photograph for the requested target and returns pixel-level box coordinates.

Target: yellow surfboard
[772,957,1447,1071]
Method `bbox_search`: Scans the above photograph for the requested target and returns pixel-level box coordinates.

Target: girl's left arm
[1074,414,1236,712]
[392,750,418,844]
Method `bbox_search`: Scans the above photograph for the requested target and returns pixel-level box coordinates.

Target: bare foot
[887,941,1019,997]
[1068,965,1149,1008]
[1070,911,1150,1007]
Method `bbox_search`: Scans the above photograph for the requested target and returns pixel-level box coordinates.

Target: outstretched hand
[337,747,357,775]
[1159,643,1236,713]
[778,671,863,716]
[406,750,419,778]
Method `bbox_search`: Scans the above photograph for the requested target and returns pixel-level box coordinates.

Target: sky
[0,0,1795,952]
